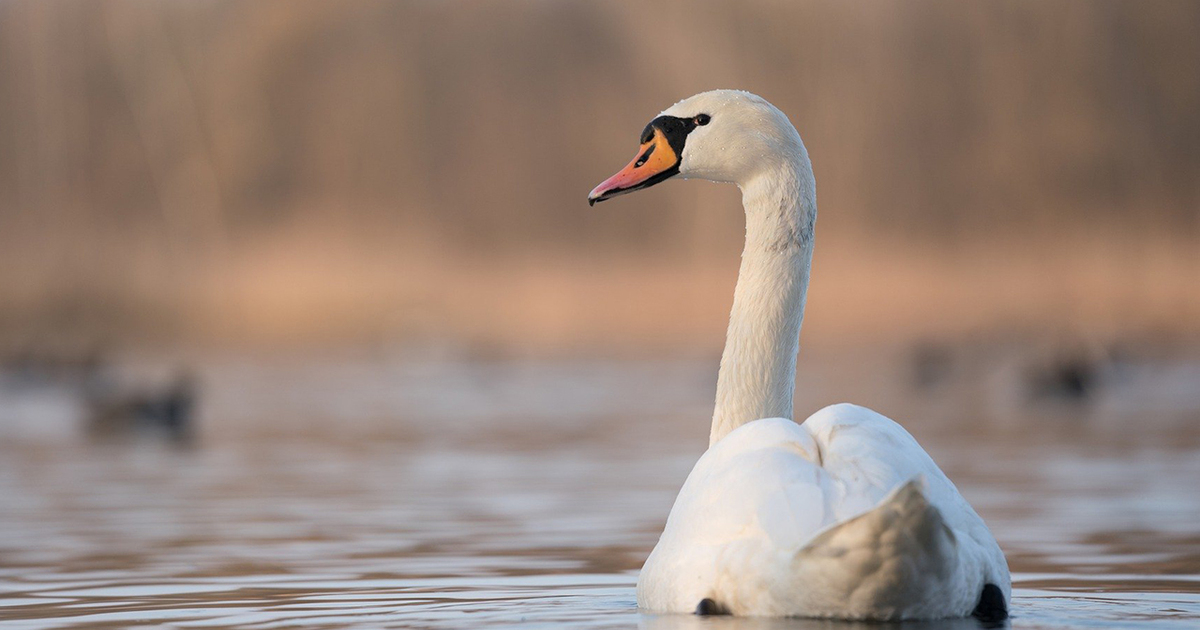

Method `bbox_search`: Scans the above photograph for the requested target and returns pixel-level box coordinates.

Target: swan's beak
[588,128,680,206]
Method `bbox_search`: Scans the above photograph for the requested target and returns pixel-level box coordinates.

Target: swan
[587,90,1010,621]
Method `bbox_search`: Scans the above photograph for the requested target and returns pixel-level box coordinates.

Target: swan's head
[588,90,803,205]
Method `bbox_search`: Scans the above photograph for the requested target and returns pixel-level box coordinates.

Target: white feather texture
[632,90,1010,619]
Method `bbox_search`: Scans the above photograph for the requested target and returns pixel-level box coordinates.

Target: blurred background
[1,3,1199,628]
[1,0,1196,358]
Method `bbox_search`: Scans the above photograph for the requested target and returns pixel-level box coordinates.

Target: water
[1,356,1198,629]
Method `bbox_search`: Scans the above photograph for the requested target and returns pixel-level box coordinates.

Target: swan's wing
[637,418,840,612]
[800,403,961,519]
[787,478,973,619]
[653,418,830,547]
[798,403,1011,610]
[801,403,1002,554]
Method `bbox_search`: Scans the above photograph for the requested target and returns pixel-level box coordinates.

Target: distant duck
[589,90,1009,620]
[85,370,196,443]
[1022,338,1123,404]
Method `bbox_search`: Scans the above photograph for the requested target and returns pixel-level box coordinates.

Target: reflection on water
[1,356,1198,629]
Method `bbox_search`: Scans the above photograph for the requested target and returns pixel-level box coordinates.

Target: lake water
[1,354,1198,629]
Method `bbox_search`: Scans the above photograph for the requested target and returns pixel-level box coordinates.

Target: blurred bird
[85,370,196,444]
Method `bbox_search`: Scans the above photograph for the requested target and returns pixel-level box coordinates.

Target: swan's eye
[695,114,711,126]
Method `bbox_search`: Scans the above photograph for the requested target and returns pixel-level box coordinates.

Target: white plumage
[590,90,1010,620]
[638,406,1009,618]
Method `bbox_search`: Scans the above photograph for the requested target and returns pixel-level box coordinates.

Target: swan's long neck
[710,154,816,446]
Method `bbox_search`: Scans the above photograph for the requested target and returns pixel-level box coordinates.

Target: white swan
[588,90,1010,621]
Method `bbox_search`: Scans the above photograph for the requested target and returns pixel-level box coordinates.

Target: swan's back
[636,404,1010,619]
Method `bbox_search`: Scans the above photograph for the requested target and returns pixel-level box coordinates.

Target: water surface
[1,356,1198,629]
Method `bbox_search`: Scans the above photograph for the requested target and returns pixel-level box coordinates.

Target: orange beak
[588,128,680,206]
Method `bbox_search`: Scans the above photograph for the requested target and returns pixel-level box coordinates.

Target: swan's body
[589,90,1010,620]
[638,408,1008,619]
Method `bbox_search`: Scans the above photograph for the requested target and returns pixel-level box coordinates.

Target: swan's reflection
[640,612,1007,630]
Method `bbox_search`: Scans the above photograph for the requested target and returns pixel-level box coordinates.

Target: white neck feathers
[709,154,816,446]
